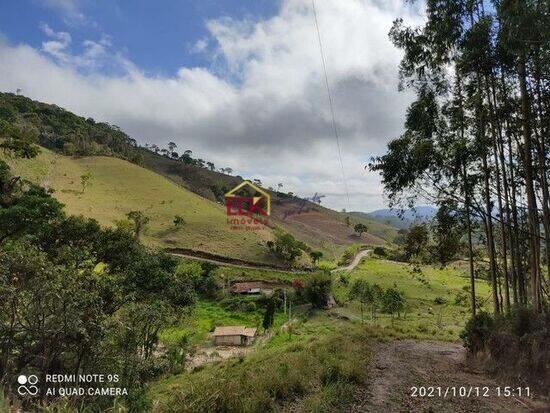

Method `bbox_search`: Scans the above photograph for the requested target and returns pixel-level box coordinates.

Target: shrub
[268,231,307,262]
[304,273,332,308]
[459,311,494,353]
[433,296,447,305]
[373,246,387,257]
[454,290,469,307]
[338,244,361,266]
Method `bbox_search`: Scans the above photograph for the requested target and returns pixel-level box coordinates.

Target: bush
[268,231,307,262]
[460,311,494,353]
[460,310,550,391]
[304,273,332,308]
[373,246,387,257]
[454,290,469,307]
[433,296,447,305]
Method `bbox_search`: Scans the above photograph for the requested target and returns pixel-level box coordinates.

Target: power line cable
[311,0,351,212]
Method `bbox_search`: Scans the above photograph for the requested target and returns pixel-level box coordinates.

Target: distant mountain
[351,206,437,229]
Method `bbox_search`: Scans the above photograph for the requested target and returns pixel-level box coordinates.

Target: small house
[231,281,264,295]
[212,326,257,346]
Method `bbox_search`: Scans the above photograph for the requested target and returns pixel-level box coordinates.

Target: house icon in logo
[225,181,271,217]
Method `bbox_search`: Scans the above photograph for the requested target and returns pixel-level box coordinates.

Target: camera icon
[17,374,39,396]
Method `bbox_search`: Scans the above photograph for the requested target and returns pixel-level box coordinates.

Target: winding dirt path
[352,340,549,413]
[169,248,372,273]
[331,249,372,273]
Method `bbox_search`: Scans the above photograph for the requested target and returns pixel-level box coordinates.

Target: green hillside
[0,92,399,260]
[3,148,276,264]
[140,149,399,251]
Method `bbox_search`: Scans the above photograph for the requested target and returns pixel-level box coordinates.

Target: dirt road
[331,249,372,273]
[352,339,549,413]
[170,248,371,273]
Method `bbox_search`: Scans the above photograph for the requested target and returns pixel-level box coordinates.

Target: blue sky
[0,0,422,212]
[1,0,279,75]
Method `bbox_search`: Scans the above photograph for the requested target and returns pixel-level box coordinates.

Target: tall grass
[151,323,370,412]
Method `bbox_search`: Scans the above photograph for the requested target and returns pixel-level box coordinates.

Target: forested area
[0,92,141,162]
[0,134,215,410]
[371,0,549,386]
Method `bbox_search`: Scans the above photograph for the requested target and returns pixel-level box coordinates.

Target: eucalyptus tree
[371,0,548,315]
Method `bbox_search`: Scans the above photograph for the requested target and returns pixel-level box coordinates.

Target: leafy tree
[349,280,383,322]
[354,223,368,237]
[381,288,405,319]
[404,225,429,261]
[167,141,177,153]
[345,216,351,227]
[371,0,550,316]
[80,172,92,194]
[206,161,215,171]
[210,183,229,203]
[349,280,371,323]
[262,296,276,330]
[126,210,150,240]
[0,185,64,244]
[309,250,323,265]
[304,272,332,308]
[173,215,186,228]
[0,124,40,159]
[267,232,307,263]
[431,200,463,267]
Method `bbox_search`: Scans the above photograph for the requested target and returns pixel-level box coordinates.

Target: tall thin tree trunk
[518,55,541,312]
[464,168,477,316]
[486,75,511,312]
[483,153,501,314]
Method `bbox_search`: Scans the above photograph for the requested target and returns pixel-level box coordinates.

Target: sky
[0,0,424,212]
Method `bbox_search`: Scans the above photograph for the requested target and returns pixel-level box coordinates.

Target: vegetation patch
[151,320,371,413]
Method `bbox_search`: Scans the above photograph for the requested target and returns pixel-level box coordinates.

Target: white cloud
[41,0,86,24]
[0,0,423,212]
[190,38,209,54]
[39,24,123,72]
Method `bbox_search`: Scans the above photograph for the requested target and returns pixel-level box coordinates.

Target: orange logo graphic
[225,181,270,230]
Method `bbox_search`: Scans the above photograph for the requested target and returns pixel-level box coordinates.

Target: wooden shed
[212,326,257,346]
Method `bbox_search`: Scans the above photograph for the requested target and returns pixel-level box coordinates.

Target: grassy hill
[333,257,492,340]
[3,148,278,264]
[1,92,399,261]
[140,149,399,256]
